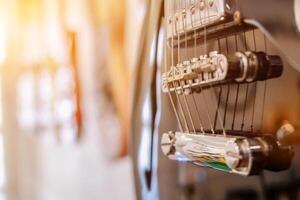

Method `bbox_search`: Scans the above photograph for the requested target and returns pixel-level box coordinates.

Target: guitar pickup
[165,0,254,48]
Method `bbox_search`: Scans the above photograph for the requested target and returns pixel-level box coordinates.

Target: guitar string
[180,0,197,133]
[167,1,185,132]
[241,31,249,131]
[175,0,195,133]
[201,0,220,134]
[173,0,190,133]
[164,2,184,132]
[189,0,206,134]
[222,37,231,130]
[232,34,240,130]
[209,36,228,135]
[260,34,268,131]
[213,38,222,130]
[168,0,228,135]
[205,3,226,135]
[195,0,215,134]
[200,2,228,166]
[193,0,206,134]
[250,29,258,132]
[170,1,190,133]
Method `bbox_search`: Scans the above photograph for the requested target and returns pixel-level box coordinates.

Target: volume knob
[256,52,283,81]
[266,55,284,79]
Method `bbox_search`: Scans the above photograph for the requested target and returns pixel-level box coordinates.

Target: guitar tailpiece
[161,131,293,176]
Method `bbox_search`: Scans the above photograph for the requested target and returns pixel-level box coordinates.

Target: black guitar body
[130,1,300,199]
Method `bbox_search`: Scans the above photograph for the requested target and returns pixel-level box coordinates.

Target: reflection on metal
[132,0,300,199]
[166,0,226,39]
[161,0,297,177]
[165,0,254,48]
[162,51,283,95]
[162,131,293,176]
[130,0,163,199]
[162,51,228,94]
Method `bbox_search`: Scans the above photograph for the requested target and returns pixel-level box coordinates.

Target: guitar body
[130,0,300,199]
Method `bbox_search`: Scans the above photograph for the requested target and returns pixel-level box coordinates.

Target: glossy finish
[130,0,168,199]
[234,0,300,71]
[131,0,300,199]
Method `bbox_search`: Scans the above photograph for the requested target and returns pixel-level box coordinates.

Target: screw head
[190,5,196,14]
[234,11,242,24]
[199,1,205,11]
[181,9,187,18]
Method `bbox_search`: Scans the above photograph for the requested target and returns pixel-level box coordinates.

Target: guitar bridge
[162,51,283,94]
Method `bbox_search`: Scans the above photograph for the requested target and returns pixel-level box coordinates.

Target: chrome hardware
[161,131,293,176]
[166,0,254,48]
[232,51,283,83]
[160,0,296,178]
[162,51,283,95]
[162,51,228,94]
[166,0,227,39]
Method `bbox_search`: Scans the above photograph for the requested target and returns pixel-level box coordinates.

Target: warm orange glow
[0,25,5,64]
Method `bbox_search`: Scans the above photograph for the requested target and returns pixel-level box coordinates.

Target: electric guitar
[130,0,300,199]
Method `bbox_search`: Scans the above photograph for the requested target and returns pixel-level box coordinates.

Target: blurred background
[0,0,147,199]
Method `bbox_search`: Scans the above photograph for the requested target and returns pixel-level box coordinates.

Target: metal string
[250,29,258,132]
[169,1,190,133]
[164,5,184,132]
[232,34,240,130]
[171,0,193,133]
[200,1,217,134]
[260,34,268,131]
[193,0,215,134]
[213,38,222,130]
[241,31,249,131]
[198,2,226,135]
[180,0,196,133]
[189,0,206,134]
[222,37,231,129]
[165,1,270,138]
[205,2,226,135]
